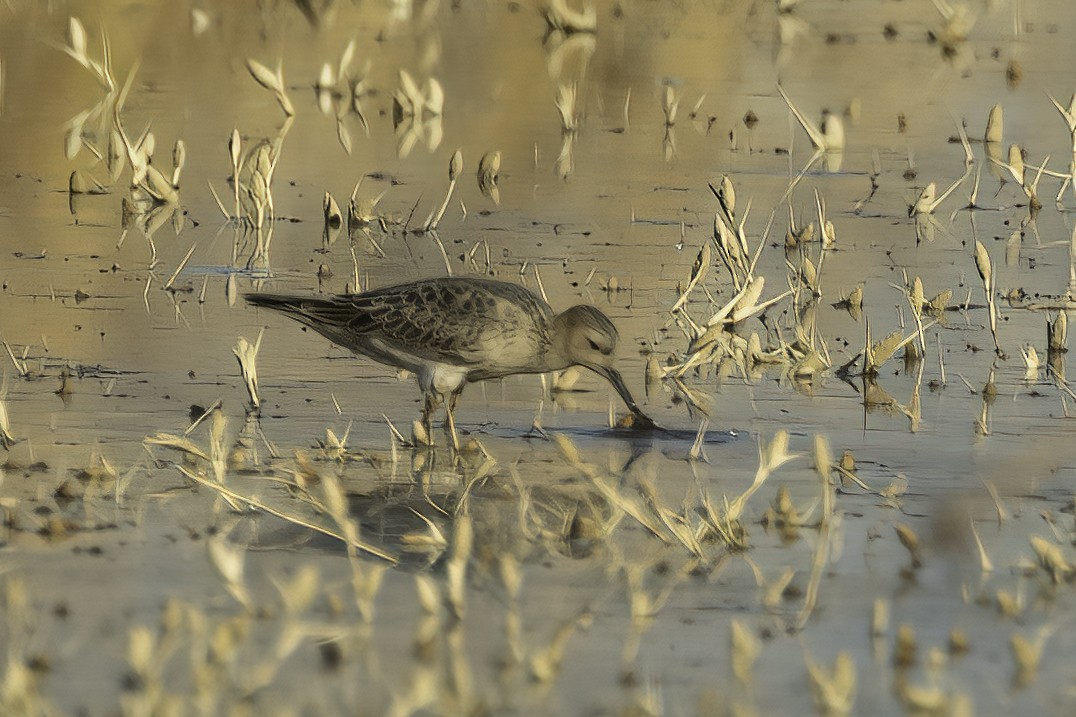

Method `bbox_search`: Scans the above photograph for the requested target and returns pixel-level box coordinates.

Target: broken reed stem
[207,180,231,220]
[164,242,197,290]
[429,180,456,230]
[3,341,28,377]
[431,231,453,276]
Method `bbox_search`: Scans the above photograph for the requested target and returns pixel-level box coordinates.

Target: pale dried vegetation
[3,3,1076,716]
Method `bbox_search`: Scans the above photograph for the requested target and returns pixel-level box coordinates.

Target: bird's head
[554,305,619,371]
[552,305,657,428]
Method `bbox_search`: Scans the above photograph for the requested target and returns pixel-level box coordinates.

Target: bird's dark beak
[594,365,660,430]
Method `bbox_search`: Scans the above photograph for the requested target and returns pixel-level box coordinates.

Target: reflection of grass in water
[0,390,1071,714]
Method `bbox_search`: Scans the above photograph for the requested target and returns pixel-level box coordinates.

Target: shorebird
[246,276,656,448]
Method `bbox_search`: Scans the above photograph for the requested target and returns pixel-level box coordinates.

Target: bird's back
[246,277,558,378]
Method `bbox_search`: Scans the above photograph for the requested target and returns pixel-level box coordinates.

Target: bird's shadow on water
[516,423,750,470]
[480,422,748,445]
[254,483,583,572]
[249,486,463,571]
[249,423,749,566]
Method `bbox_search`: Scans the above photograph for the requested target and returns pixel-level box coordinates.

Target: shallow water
[2,1,1076,715]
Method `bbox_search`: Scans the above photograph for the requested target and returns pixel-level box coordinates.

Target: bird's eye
[587,339,600,351]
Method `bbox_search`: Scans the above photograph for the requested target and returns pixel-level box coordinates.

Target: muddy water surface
[2,1,1076,715]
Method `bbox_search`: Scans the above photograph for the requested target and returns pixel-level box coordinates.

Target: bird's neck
[542,351,573,373]
[544,316,574,372]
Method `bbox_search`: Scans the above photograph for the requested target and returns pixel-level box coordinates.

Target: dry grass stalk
[228,128,242,218]
[670,243,711,313]
[207,534,253,610]
[125,624,167,705]
[414,574,440,616]
[1021,343,1041,381]
[1010,628,1051,687]
[689,418,708,461]
[401,509,448,555]
[726,432,795,522]
[164,242,197,291]
[910,171,968,216]
[806,651,856,717]
[730,619,760,684]
[988,144,1062,209]
[893,624,917,667]
[871,598,889,638]
[2,342,28,378]
[763,486,817,531]
[144,431,210,461]
[897,681,949,714]
[709,178,761,289]
[984,480,1009,524]
[352,560,387,624]
[788,435,837,630]
[638,478,706,557]
[315,470,388,619]
[541,0,597,33]
[862,318,931,376]
[171,139,186,187]
[660,83,679,127]
[427,148,463,232]
[985,103,1003,143]
[61,17,115,92]
[272,565,320,615]
[0,393,17,450]
[1048,310,1067,353]
[323,191,342,232]
[593,475,669,543]
[624,564,682,621]
[894,523,922,568]
[233,330,263,408]
[387,665,439,717]
[815,189,836,251]
[762,566,796,609]
[445,513,472,620]
[994,588,1023,618]
[700,432,798,553]
[675,277,792,379]
[777,84,842,152]
[968,517,993,573]
[905,276,927,353]
[554,434,669,542]
[555,83,578,134]
[246,58,294,116]
[205,410,235,497]
[530,612,592,684]
[1029,536,1074,583]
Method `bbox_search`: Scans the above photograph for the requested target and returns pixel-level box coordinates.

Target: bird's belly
[357,338,470,396]
[420,362,471,396]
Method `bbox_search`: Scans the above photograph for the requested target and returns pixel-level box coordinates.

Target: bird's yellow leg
[421,393,438,446]
[445,390,462,453]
